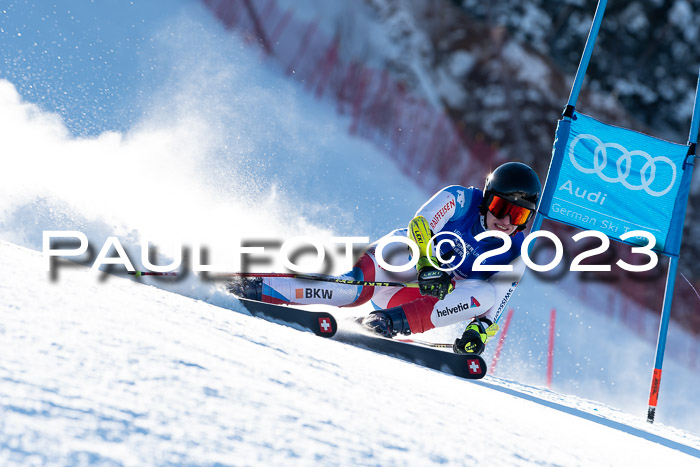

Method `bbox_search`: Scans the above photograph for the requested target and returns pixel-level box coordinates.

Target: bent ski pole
[220,272,420,288]
[128,270,419,288]
[396,322,499,351]
[128,271,178,277]
[293,274,419,289]
[394,338,455,349]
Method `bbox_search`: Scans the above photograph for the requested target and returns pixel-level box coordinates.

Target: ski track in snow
[2,241,700,466]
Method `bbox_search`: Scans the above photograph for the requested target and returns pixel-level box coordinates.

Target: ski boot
[226,276,263,301]
[361,306,411,338]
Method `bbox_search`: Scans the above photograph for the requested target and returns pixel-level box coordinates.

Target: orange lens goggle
[487,195,533,226]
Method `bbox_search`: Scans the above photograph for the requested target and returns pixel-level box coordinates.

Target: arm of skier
[407,186,474,299]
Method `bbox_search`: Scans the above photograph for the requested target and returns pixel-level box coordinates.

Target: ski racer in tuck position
[230,162,541,355]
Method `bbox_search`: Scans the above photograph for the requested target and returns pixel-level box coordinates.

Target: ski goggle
[487,195,533,226]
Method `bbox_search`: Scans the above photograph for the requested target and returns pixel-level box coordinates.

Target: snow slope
[2,241,700,465]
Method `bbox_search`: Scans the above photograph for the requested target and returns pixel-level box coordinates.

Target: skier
[229,162,541,355]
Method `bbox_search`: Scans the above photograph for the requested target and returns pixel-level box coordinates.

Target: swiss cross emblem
[319,317,333,333]
[467,359,482,374]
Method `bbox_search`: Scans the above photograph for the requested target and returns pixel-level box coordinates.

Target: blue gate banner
[539,112,690,255]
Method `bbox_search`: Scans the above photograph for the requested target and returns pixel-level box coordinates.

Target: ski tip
[464,357,487,378]
[316,314,337,338]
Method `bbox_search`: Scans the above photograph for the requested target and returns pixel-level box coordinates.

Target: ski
[336,320,487,380]
[236,297,338,338]
[229,298,486,379]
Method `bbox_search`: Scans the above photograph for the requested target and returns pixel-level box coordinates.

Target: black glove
[417,266,453,300]
[453,329,485,355]
[453,319,493,355]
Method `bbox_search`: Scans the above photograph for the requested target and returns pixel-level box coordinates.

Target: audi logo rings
[568,134,677,197]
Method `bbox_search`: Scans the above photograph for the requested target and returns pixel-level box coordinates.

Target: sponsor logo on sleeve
[430,199,456,230]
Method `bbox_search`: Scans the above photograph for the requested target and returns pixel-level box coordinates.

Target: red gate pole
[489,308,514,375]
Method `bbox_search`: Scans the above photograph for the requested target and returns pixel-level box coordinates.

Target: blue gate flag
[539,112,690,256]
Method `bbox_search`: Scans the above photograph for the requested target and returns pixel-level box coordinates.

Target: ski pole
[128,271,419,288]
[127,271,178,277]
[395,338,455,349]
[220,272,420,288]
[396,321,500,352]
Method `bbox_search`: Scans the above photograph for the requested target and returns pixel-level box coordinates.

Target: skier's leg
[417,280,496,330]
[232,228,417,307]
[363,279,496,336]
[257,251,378,306]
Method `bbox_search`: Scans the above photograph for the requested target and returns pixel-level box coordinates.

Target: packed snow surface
[2,241,700,465]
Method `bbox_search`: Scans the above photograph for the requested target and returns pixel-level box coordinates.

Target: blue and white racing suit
[260,186,526,333]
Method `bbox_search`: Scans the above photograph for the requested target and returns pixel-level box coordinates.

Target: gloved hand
[417,266,453,300]
[453,318,497,355]
[409,215,453,300]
